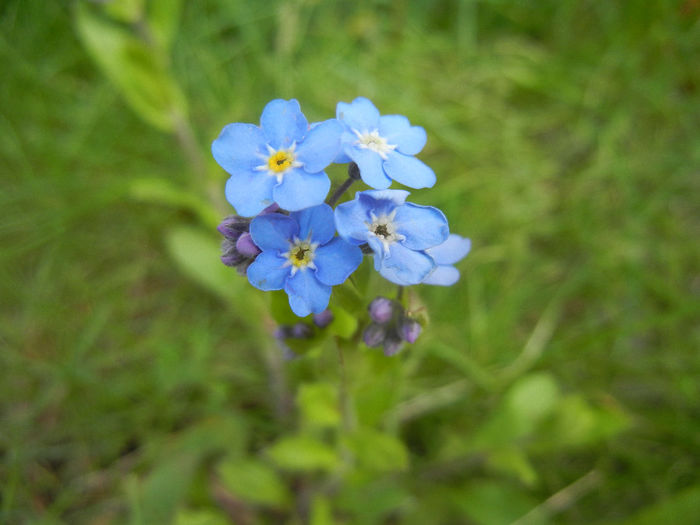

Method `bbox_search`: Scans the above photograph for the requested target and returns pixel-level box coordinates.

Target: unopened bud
[290,322,313,339]
[313,309,334,328]
[217,215,249,239]
[368,297,394,324]
[401,318,422,344]
[363,323,385,348]
[235,232,261,257]
[383,337,404,357]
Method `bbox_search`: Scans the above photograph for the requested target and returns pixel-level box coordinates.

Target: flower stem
[326,162,361,207]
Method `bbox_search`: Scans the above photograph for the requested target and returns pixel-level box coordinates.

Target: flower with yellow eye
[212,99,343,216]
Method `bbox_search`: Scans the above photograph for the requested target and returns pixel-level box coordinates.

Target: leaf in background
[174,510,230,525]
[617,484,700,525]
[103,0,144,23]
[269,290,301,326]
[148,0,184,50]
[216,458,291,508]
[327,304,357,339]
[343,427,409,473]
[129,177,220,228]
[297,382,340,429]
[454,481,542,525]
[165,226,265,325]
[488,447,538,486]
[267,436,338,472]
[75,4,187,131]
[310,496,335,525]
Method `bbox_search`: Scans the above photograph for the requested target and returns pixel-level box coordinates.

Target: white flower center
[255,143,303,183]
[365,209,405,252]
[282,236,319,276]
[353,129,396,160]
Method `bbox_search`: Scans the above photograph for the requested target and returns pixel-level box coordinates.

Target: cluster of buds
[363,297,422,356]
[274,310,335,359]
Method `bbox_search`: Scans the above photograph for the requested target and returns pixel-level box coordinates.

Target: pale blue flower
[212,99,343,216]
[423,234,471,286]
[335,97,435,190]
[246,204,362,317]
[334,190,448,285]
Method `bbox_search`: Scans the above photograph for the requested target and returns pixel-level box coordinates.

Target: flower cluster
[213,97,471,351]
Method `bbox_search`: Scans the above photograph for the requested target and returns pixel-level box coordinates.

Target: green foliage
[1,0,697,523]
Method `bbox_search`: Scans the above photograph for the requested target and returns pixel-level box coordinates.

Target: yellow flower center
[289,241,314,268]
[268,151,294,173]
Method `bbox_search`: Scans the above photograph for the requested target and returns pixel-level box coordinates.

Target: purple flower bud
[217,215,250,239]
[261,203,281,215]
[383,337,404,357]
[274,326,293,340]
[235,232,261,257]
[313,309,334,328]
[368,297,394,324]
[221,239,246,267]
[290,322,313,339]
[401,318,422,344]
[363,323,386,348]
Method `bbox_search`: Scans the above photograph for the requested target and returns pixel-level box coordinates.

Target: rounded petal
[359,189,410,207]
[347,147,392,189]
[285,270,332,317]
[296,119,343,173]
[314,238,363,286]
[260,99,308,149]
[290,204,335,245]
[422,265,460,286]
[212,123,267,174]
[378,243,436,285]
[336,97,381,131]
[367,236,387,270]
[225,173,278,217]
[273,169,330,212]
[246,251,290,291]
[249,213,298,252]
[383,152,436,189]
[334,198,371,244]
[379,115,427,155]
[394,203,449,250]
[426,235,471,265]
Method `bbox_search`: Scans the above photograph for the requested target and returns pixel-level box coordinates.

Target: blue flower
[334,190,448,285]
[423,234,471,286]
[246,204,363,317]
[335,97,436,190]
[212,99,343,216]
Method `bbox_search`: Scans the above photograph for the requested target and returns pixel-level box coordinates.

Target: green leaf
[147,0,183,50]
[76,4,187,131]
[129,177,220,228]
[343,428,409,473]
[297,382,340,429]
[327,305,358,339]
[487,447,538,486]
[455,481,542,525]
[269,290,300,326]
[174,510,229,525]
[267,436,338,472]
[217,458,290,508]
[617,484,700,525]
[310,496,334,525]
[103,0,144,23]
[165,227,265,325]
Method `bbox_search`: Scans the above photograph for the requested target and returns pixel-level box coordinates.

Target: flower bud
[368,296,394,324]
[363,323,386,348]
[217,215,250,240]
[313,309,334,328]
[290,322,314,339]
[383,336,404,357]
[400,318,422,344]
[235,232,261,257]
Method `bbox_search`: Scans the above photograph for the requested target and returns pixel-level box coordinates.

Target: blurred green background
[1,0,699,523]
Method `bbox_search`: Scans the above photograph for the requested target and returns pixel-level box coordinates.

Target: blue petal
[357,189,408,217]
[394,203,449,250]
[379,115,427,155]
[212,123,267,175]
[290,204,335,245]
[383,151,436,189]
[246,251,290,291]
[347,147,392,189]
[225,173,278,217]
[336,97,380,132]
[314,238,363,286]
[378,243,436,285]
[426,234,471,265]
[260,99,308,149]
[273,168,330,212]
[249,213,298,252]
[285,269,332,317]
[422,265,460,286]
[334,197,371,245]
[367,236,387,271]
[296,119,343,173]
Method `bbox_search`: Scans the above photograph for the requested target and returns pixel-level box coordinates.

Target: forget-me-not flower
[335,97,436,190]
[212,99,343,216]
[334,190,448,285]
[423,234,471,286]
[247,204,363,317]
